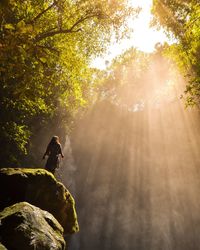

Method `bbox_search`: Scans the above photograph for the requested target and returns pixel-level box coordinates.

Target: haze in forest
[1,1,200,250]
[58,48,200,250]
[92,0,169,69]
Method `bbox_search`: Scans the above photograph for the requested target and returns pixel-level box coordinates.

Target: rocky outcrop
[0,168,79,234]
[0,202,65,250]
[0,243,7,250]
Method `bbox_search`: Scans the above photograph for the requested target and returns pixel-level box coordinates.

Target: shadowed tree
[0,0,138,166]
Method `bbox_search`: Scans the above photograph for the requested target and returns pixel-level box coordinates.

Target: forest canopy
[1,0,200,168]
[152,0,200,106]
[0,0,138,167]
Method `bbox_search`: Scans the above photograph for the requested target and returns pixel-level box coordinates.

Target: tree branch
[34,28,82,42]
[29,2,56,24]
[185,16,200,31]
[70,14,100,31]
[34,13,103,42]
[36,45,60,54]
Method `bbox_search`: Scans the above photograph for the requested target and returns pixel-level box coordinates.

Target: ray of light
[92,0,169,69]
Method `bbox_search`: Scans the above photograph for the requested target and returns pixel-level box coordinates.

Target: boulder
[0,202,65,250]
[0,168,79,234]
[0,243,7,250]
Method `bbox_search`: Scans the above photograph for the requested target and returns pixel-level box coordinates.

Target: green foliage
[94,44,183,114]
[96,48,149,101]
[152,0,200,106]
[0,0,137,167]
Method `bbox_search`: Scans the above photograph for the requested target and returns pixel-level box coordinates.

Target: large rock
[0,243,7,250]
[0,202,65,250]
[0,168,79,234]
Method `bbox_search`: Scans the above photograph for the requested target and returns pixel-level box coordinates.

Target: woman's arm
[60,145,64,158]
[43,145,50,159]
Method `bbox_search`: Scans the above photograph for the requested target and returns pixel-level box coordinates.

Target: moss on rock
[0,243,7,250]
[0,202,65,250]
[0,168,79,234]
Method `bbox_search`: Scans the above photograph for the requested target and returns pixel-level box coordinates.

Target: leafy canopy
[152,0,200,106]
[0,0,138,166]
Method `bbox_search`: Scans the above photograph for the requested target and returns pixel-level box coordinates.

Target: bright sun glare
[128,0,167,51]
[92,0,168,69]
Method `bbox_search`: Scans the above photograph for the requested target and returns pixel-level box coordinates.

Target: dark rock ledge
[0,168,79,250]
[0,202,65,250]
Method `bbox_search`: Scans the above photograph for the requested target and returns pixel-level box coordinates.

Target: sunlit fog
[57,3,200,250]
[58,50,200,250]
[1,0,200,250]
[92,0,168,69]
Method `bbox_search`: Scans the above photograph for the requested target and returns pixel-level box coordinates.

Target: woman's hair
[49,136,60,145]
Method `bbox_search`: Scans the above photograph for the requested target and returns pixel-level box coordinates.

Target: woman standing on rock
[43,136,64,174]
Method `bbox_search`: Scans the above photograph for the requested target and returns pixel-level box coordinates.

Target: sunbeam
[92,0,168,69]
[58,51,200,250]
[1,1,200,250]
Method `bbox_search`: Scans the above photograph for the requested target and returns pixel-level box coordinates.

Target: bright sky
[92,0,168,69]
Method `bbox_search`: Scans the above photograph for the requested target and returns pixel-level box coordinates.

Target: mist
[57,53,200,250]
